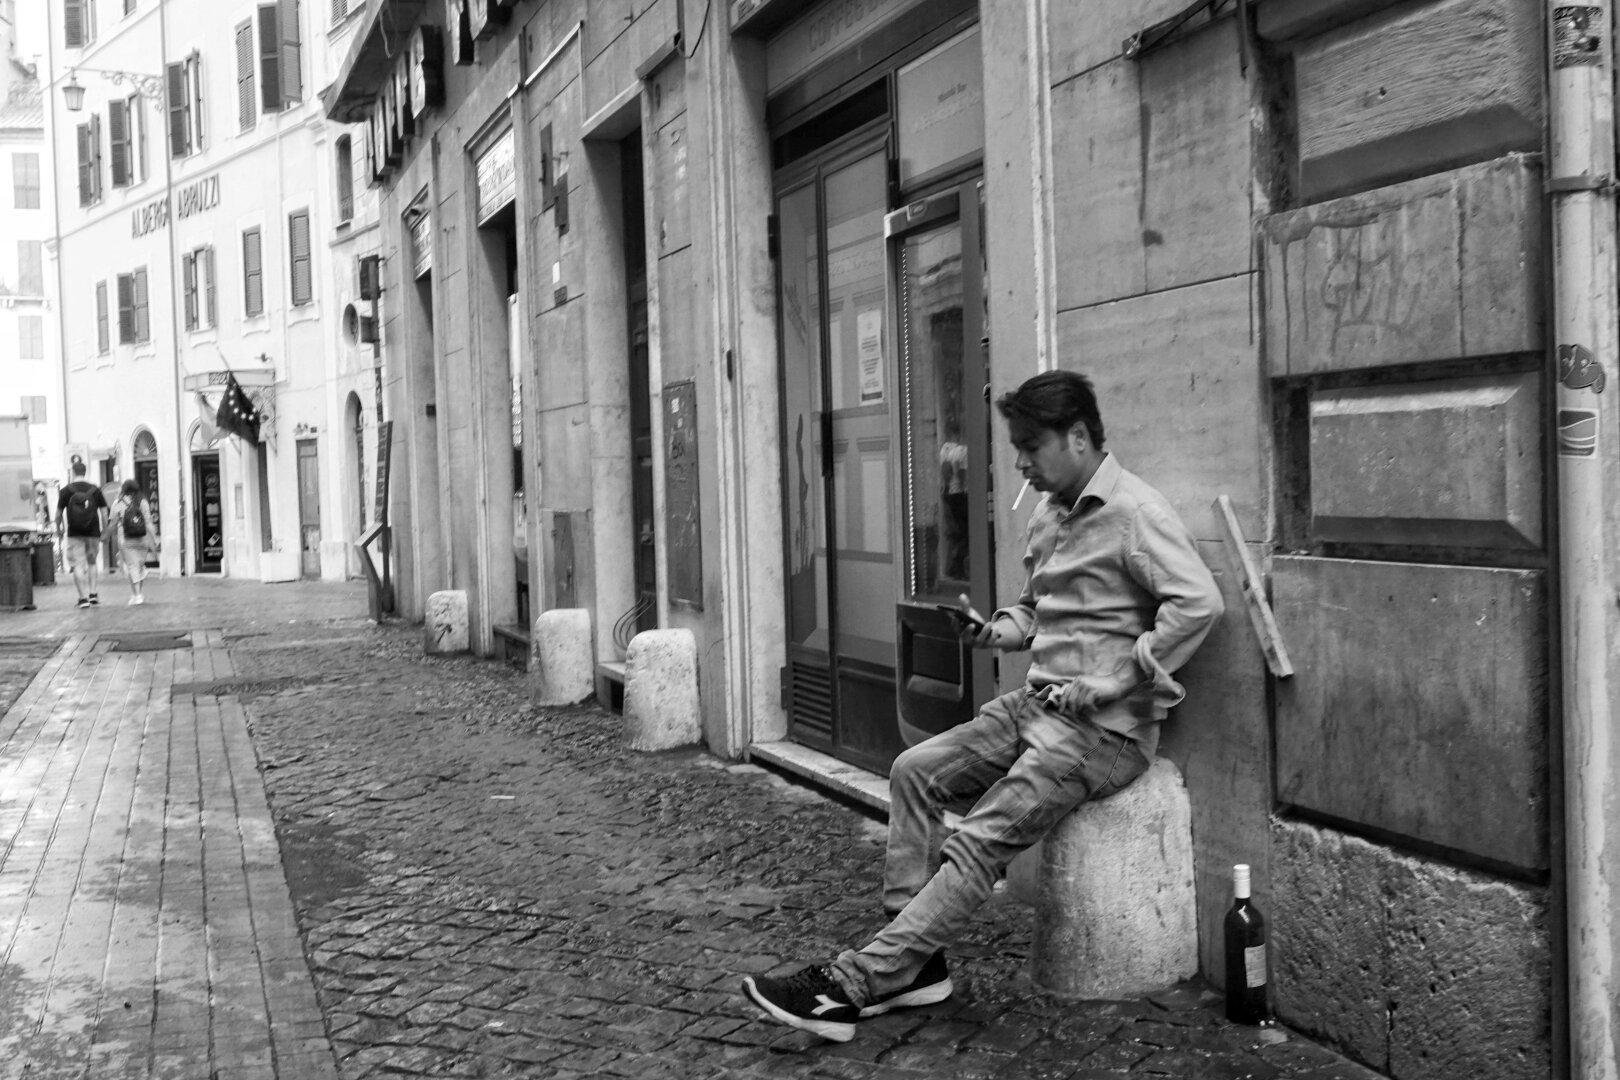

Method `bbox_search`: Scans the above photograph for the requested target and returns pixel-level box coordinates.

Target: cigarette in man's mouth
[1013,479,1031,511]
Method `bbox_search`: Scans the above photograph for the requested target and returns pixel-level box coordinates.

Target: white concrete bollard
[622,629,700,751]
[423,590,469,655]
[530,608,594,706]
[1026,757,1198,998]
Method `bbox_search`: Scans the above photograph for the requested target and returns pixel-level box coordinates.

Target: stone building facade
[327,1,1620,1076]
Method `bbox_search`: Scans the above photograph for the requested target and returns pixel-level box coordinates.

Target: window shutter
[204,247,217,328]
[96,281,109,353]
[116,273,134,344]
[129,94,145,183]
[335,137,353,222]
[190,58,206,147]
[109,99,130,187]
[166,62,190,157]
[65,0,86,48]
[182,250,197,330]
[76,122,92,205]
[243,228,263,317]
[90,114,102,201]
[258,6,282,112]
[133,268,149,343]
[237,20,257,131]
[331,0,346,23]
[289,210,312,305]
[279,0,302,107]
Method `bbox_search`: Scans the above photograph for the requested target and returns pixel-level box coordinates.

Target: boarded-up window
[95,281,109,354]
[288,209,312,306]
[236,19,256,131]
[242,227,264,316]
[76,114,102,206]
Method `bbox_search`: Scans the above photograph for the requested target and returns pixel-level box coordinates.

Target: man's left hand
[1053,667,1141,717]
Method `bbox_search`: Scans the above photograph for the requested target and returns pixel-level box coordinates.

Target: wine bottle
[1224,863,1270,1024]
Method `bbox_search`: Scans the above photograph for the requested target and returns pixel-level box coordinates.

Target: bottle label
[1244,944,1266,989]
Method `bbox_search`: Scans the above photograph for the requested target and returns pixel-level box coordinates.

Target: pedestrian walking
[109,479,157,605]
[742,370,1226,1042]
[56,458,108,609]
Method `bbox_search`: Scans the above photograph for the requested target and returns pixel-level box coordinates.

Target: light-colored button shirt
[993,452,1224,749]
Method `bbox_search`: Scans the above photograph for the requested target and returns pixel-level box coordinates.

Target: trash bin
[31,539,55,586]
[0,531,34,610]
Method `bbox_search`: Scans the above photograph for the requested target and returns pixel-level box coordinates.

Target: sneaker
[127,597,139,606]
[87,593,99,606]
[860,951,953,1017]
[742,965,859,1042]
[75,597,90,609]
[135,595,145,605]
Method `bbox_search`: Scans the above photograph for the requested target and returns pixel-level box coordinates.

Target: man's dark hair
[995,370,1105,448]
[71,460,86,477]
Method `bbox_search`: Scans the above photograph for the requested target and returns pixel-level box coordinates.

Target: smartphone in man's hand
[935,594,988,633]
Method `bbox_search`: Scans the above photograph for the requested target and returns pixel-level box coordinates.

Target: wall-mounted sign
[766,0,927,94]
[475,126,516,223]
[410,25,446,116]
[131,173,221,238]
[896,26,983,186]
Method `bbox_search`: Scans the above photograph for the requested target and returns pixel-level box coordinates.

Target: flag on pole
[214,373,261,443]
[195,392,221,446]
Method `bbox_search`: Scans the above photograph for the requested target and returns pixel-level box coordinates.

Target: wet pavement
[0,574,1389,1080]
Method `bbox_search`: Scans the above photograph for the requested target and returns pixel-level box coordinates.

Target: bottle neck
[1232,864,1251,901]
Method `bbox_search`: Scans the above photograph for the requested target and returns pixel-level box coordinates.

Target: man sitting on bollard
[742,369,1225,1042]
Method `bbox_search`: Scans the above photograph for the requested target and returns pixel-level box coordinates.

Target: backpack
[122,500,147,539]
[66,486,99,535]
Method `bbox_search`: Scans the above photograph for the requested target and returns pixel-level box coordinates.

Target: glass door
[890,180,993,746]
[779,138,905,773]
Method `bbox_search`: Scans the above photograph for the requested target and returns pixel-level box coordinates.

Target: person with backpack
[55,459,108,609]
[110,479,158,605]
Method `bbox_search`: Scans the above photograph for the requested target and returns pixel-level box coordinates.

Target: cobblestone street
[0,578,1387,1079]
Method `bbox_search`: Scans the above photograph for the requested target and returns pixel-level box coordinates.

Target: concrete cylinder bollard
[423,590,469,655]
[622,628,700,751]
[530,608,594,706]
[1030,757,1198,998]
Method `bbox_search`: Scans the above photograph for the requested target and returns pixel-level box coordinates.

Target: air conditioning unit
[357,255,382,300]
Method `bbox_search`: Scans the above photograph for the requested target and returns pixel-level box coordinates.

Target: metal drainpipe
[1547,4,1620,1077]
[158,0,187,575]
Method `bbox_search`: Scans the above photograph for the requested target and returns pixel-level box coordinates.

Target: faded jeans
[829,686,1150,1007]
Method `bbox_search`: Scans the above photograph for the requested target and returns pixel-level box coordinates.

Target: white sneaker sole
[741,976,856,1042]
[859,977,954,1017]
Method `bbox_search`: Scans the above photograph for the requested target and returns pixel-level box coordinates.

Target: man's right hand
[967,617,1021,651]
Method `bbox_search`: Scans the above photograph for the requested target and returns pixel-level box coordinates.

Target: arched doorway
[345,391,365,545]
[131,428,161,567]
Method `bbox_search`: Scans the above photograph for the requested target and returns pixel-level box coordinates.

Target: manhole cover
[105,631,193,653]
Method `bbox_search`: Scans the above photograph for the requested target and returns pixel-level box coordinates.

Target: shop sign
[475,126,516,223]
[895,26,983,186]
[131,173,221,238]
[766,0,926,93]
